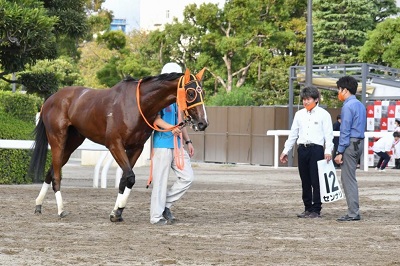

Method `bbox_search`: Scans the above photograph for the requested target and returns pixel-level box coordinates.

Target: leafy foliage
[0,0,58,74]
[19,72,59,99]
[0,92,43,184]
[359,17,400,68]
[0,91,42,123]
[313,0,398,65]
[206,85,256,106]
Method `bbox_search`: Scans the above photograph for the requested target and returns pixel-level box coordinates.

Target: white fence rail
[266,130,392,172]
[0,139,125,188]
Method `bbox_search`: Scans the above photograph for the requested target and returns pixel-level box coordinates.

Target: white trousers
[150,148,194,224]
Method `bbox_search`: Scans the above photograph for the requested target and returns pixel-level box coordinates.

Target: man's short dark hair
[300,86,320,102]
[393,131,400,138]
[336,76,358,95]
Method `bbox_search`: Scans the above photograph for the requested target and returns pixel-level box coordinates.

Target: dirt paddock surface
[1,162,400,266]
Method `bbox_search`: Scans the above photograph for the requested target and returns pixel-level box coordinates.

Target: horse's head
[178,68,209,131]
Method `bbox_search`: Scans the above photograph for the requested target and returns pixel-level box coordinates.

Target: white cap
[161,62,182,74]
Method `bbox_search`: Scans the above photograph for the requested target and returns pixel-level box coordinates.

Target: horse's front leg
[109,147,142,222]
[109,170,134,222]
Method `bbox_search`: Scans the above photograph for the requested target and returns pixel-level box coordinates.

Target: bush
[0,91,42,123]
[206,86,256,106]
[0,92,47,184]
[0,110,35,184]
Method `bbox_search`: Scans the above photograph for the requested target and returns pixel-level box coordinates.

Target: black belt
[298,143,322,148]
[350,137,364,141]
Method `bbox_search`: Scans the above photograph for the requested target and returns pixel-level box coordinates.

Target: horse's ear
[195,68,206,81]
[184,69,191,83]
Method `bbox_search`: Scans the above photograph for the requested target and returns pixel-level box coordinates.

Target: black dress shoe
[336,214,361,222]
[162,207,176,222]
[308,212,321,219]
[297,211,311,218]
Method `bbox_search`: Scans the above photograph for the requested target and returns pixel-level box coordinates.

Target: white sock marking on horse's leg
[35,182,50,205]
[118,188,131,209]
[55,191,64,215]
[113,193,123,210]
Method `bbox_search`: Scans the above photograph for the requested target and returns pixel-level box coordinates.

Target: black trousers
[297,145,324,214]
[375,151,390,170]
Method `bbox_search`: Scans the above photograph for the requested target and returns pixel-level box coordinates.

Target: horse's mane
[141,72,183,83]
[123,75,138,82]
[121,72,183,88]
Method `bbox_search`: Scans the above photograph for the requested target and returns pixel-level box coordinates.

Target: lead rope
[174,107,185,171]
[137,77,187,188]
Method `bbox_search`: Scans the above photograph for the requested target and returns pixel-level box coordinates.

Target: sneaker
[162,207,176,222]
[379,169,386,172]
[375,167,379,170]
[297,211,311,218]
[307,212,321,219]
[152,218,168,225]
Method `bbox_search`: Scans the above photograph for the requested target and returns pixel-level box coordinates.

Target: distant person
[280,86,333,219]
[373,132,400,171]
[334,76,366,222]
[332,114,341,168]
[392,119,400,169]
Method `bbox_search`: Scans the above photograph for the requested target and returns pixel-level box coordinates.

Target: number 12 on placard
[324,171,339,194]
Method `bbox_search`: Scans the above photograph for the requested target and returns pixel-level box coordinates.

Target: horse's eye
[186,89,197,103]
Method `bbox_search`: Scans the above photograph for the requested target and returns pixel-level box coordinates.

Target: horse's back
[41,86,107,133]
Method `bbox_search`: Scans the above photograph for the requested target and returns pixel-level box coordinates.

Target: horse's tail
[29,116,49,183]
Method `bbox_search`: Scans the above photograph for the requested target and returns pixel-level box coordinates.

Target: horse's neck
[139,80,178,117]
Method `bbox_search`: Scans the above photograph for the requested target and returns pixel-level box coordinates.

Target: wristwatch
[185,140,192,145]
[336,151,343,155]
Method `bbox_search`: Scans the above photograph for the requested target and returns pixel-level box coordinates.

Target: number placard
[317,159,344,203]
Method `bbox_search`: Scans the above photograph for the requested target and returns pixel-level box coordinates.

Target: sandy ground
[1,162,400,266]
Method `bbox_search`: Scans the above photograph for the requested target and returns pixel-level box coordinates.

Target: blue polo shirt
[153,103,181,148]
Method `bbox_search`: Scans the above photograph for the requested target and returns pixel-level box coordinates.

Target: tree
[43,0,88,59]
[313,0,398,65]
[359,17,400,68]
[144,0,307,96]
[1,0,89,97]
[0,0,58,77]
[78,41,117,88]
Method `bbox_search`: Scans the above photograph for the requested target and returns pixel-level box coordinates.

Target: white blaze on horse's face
[184,69,209,131]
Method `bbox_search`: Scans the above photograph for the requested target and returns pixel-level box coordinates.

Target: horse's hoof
[34,205,42,215]
[109,209,124,222]
[59,211,69,218]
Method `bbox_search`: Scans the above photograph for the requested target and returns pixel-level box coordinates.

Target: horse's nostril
[198,122,207,131]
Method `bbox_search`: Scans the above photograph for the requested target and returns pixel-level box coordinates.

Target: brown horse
[29,69,208,222]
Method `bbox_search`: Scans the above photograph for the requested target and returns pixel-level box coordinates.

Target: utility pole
[305,0,313,87]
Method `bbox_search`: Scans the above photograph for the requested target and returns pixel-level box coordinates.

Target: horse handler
[149,63,195,225]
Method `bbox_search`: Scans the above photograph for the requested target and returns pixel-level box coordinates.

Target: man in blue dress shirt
[334,76,366,222]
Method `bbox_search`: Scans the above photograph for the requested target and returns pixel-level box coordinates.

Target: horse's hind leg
[53,130,85,217]
[35,128,85,217]
[34,167,54,214]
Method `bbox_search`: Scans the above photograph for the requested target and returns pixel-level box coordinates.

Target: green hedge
[0,91,42,123]
[0,92,46,184]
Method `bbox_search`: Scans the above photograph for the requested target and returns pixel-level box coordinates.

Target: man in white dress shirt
[280,86,334,219]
